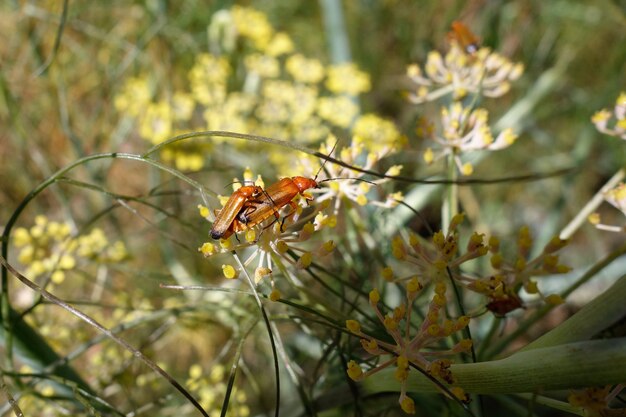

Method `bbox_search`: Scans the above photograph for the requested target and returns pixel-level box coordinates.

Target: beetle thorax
[292,176,318,193]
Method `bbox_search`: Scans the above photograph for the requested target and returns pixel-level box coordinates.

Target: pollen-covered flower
[346,279,471,413]
[422,103,517,175]
[407,43,523,103]
[591,92,626,140]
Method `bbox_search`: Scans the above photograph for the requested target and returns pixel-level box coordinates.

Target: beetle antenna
[318,177,377,186]
[313,140,339,181]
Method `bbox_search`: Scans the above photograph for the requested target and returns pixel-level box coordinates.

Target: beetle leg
[237,204,259,224]
[275,201,300,232]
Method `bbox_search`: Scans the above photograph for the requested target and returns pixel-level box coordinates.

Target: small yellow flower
[423,148,434,164]
[244,53,280,78]
[369,288,380,304]
[197,205,211,219]
[346,320,361,334]
[286,54,325,84]
[296,252,313,269]
[361,338,379,354]
[384,315,398,330]
[450,386,469,403]
[269,288,281,301]
[347,360,363,381]
[588,213,601,225]
[114,76,152,116]
[317,96,359,128]
[391,237,407,260]
[139,101,172,144]
[592,92,626,139]
[51,270,65,284]
[231,5,274,50]
[276,240,289,254]
[222,264,239,279]
[525,280,539,294]
[407,277,423,294]
[400,395,416,414]
[546,294,564,305]
[353,114,403,153]
[255,267,272,283]
[265,32,294,56]
[326,63,371,95]
[382,267,394,282]
[461,162,473,176]
[320,240,336,254]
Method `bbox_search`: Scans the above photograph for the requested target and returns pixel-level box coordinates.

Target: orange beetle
[210,185,265,240]
[448,21,480,54]
[235,176,319,229]
[216,142,336,239]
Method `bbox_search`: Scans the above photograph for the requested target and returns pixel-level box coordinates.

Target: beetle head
[292,176,319,193]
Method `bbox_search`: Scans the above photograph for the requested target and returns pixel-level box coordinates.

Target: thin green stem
[442,152,459,233]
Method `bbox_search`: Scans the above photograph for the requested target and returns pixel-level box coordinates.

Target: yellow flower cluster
[407,43,524,103]
[346,279,471,414]
[421,103,517,175]
[568,386,626,417]
[113,5,388,173]
[407,26,522,176]
[13,215,127,285]
[391,214,569,317]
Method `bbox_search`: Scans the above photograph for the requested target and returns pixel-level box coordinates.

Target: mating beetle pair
[209,176,319,240]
